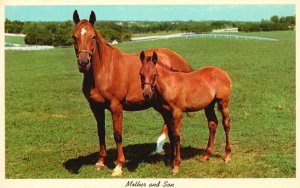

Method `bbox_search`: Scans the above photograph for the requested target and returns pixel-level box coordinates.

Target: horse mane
[95,29,121,51]
[76,20,120,51]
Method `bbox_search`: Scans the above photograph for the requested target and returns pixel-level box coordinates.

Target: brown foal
[139,51,232,175]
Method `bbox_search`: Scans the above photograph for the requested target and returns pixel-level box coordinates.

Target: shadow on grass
[63,143,221,174]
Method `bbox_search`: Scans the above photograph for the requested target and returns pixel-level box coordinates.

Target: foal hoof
[111,166,123,177]
[154,149,166,156]
[172,166,179,175]
[95,161,105,170]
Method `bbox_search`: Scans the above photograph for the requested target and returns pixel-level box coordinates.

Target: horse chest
[86,88,106,103]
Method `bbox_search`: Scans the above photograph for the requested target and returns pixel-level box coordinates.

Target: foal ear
[73,10,80,25]
[140,51,145,63]
[152,52,158,64]
[89,10,96,26]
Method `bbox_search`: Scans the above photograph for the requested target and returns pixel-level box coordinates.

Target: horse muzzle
[78,58,91,73]
[77,49,94,73]
[143,91,153,101]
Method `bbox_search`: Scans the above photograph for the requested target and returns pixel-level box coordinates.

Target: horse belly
[122,98,151,111]
[122,92,152,111]
[184,87,215,112]
[184,100,212,112]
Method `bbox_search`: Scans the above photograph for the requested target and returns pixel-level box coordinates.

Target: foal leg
[202,102,218,161]
[172,109,182,175]
[218,99,231,163]
[90,102,106,169]
[110,100,125,176]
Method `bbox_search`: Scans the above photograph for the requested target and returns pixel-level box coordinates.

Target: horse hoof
[200,155,210,162]
[111,166,123,177]
[96,161,105,170]
[155,149,166,156]
[172,166,179,175]
[112,170,123,177]
[224,157,231,163]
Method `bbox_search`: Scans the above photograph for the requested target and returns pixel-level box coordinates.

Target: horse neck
[156,65,174,94]
[92,34,123,74]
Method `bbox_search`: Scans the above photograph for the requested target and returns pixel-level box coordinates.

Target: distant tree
[23,22,44,45]
[177,22,192,33]
[211,21,226,29]
[192,22,211,33]
[95,21,132,42]
[5,19,12,33]
[279,16,286,23]
[5,19,24,33]
[270,15,279,23]
[285,16,295,25]
[22,21,73,46]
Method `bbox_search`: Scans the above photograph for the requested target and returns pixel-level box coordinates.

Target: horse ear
[73,10,80,25]
[152,52,158,64]
[140,51,145,63]
[89,10,96,26]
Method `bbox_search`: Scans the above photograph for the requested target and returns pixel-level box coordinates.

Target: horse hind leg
[217,98,231,163]
[155,124,167,155]
[202,101,218,161]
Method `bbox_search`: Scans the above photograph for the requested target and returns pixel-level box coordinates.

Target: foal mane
[145,55,190,73]
[157,61,192,73]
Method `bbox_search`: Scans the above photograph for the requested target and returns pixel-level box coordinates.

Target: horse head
[139,51,158,100]
[72,10,98,73]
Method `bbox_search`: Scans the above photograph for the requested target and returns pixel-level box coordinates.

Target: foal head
[139,51,158,100]
[72,10,98,73]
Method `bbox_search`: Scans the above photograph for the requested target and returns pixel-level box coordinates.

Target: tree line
[5,19,132,46]
[5,15,295,46]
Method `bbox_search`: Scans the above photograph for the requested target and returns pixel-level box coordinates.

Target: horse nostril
[143,92,152,100]
[79,59,89,66]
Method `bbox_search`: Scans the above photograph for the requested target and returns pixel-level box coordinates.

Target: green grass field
[5,31,295,178]
[5,35,25,45]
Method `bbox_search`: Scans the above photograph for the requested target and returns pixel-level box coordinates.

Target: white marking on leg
[112,165,123,176]
[155,133,167,153]
[81,28,87,36]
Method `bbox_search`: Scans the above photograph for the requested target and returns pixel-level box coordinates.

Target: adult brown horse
[139,51,232,175]
[72,10,192,176]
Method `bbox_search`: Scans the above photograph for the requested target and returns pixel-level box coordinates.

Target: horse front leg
[90,102,106,169]
[110,101,125,176]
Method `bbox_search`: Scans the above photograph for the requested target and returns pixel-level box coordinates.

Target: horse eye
[92,34,96,39]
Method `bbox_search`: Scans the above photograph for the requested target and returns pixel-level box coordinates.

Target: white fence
[130,33,278,43]
[5,43,54,51]
[187,33,279,41]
